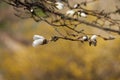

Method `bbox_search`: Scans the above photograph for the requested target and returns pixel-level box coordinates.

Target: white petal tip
[33,35,45,40]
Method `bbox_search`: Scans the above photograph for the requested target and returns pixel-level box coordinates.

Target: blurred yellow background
[0,1,120,80]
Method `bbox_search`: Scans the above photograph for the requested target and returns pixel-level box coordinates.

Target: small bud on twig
[78,10,87,18]
[89,35,97,46]
[55,2,64,10]
[32,35,47,47]
[30,8,34,13]
[78,36,89,42]
[73,4,80,8]
[66,10,75,16]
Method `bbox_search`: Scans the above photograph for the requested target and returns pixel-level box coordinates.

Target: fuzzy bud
[55,2,64,10]
[32,35,47,47]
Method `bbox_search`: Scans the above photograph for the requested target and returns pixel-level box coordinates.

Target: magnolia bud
[80,12,87,17]
[83,36,88,41]
[30,8,34,13]
[89,35,97,46]
[32,35,47,47]
[78,11,87,18]
[91,35,97,41]
[78,36,88,42]
[73,4,79,8]
[55,2,64,10]
[66,10,75,16]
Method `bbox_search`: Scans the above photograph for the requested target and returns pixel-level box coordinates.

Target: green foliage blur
[33,7,47,17]
[0,1,120,80]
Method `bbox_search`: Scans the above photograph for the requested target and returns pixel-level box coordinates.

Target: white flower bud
[78,36,88,42]
[30,9,34,13]
[80,12,87,17]
[78,11,87,18]
[33,35,45,40]
[32,35,46,47]
[66,10,75,16]
[82,36,88,41]
[73,4,79,8]
[55,2,64,10]
[89,35,97,46]
[91,35,97,41]
[32,39,44,47]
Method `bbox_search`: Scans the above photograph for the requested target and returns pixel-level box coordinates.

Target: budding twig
[3,0,120,46]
